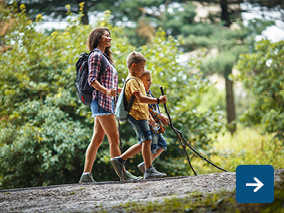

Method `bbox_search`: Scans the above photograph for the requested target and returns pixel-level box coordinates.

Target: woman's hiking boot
[144,166,167,179]
[79,173,95,183]
[124,170,143,181]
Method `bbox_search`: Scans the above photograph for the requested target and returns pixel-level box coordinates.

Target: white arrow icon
[246,177,264,192]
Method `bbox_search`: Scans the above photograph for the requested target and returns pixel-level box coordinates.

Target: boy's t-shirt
[125,74,149,120]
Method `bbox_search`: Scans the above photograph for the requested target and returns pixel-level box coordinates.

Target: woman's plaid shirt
[88,49,118,112]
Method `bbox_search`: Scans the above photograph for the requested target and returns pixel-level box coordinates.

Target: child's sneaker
[110,156,125,180]
[144,166,167,179]
[79,173,95,183]
[124,170,143,181]
[137,162,145,174]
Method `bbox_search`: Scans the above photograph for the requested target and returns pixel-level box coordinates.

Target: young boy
[111,51,167,180]
[137,70,169,175]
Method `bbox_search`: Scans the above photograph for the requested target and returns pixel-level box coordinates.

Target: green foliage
[236,40,284,140]
[201,51,236,78]
[0,3,117,188]
[159,2,196,36]
[0,101,90,187]
[0,3,224,189]
[198,127,283,174]
[197,86,226,113]
[0,3,93,188]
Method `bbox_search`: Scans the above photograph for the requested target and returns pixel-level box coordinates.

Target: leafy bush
[236,40,284,141]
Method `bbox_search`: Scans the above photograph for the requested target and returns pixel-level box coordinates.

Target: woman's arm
[91,80,117,97]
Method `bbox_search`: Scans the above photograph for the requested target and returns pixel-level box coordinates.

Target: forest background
[0,0,283,190]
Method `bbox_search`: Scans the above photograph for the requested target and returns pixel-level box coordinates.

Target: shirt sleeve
[128,79,140,95]
[88,52,101,85]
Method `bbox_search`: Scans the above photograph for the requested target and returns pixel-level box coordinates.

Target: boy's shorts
[151,132,167,154]
[127,114,152,143]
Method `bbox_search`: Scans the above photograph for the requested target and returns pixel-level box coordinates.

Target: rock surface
[0,169,283,212]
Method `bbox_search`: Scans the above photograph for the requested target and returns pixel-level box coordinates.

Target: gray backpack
[115,78,138,122]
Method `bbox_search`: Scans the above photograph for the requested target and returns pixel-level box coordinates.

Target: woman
[79,27,139,183]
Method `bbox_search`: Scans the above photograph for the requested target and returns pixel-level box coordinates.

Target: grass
[111,190,234,213]
[189,127,283,174]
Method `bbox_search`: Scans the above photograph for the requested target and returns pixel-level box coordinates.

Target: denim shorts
[90,99,114,118]
[151,132,167,154]
[127,114,152,143]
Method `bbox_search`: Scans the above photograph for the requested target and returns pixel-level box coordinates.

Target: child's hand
[118,87,122,93]
[161,114,169,126]
[149,116,156,126]
[159,95,167,104]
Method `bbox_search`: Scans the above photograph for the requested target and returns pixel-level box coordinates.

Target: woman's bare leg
[83,118,105,173]
[96,114,121,157]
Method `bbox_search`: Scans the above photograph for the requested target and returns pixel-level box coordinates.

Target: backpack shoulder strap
[123,78,141,112]
[89,49,109,82]
[124,77,140,87]
[123,77,141,96]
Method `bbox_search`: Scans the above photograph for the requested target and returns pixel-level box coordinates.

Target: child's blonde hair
[126,51,147,68]
[141,70,151,77]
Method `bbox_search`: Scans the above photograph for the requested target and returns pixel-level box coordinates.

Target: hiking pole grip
[160,86,165,96]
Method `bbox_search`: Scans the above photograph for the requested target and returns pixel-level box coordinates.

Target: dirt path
[0,169,283,212]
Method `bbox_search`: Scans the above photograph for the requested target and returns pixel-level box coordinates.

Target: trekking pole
[117,119,123,151]
[160,87,197,176]
[160,87,228,174]
[114,93,123,152]
[175,127,227,172]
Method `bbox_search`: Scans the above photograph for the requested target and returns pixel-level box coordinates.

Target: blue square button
[236,165,274,203]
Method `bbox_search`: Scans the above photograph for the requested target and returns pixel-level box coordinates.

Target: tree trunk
[220,0,230,27]
[225,78,236,134]
[220,0,236,134]
[81,3,89,25]
[76,0,89,25]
